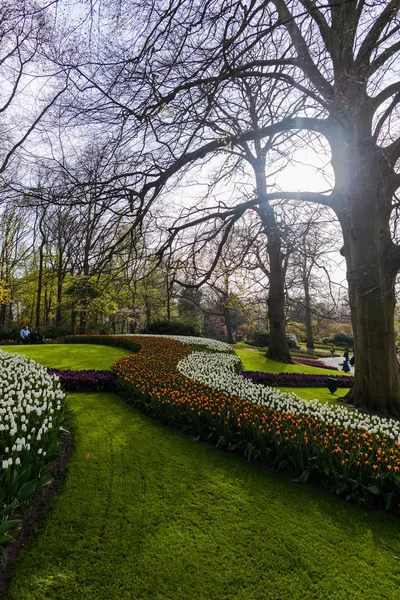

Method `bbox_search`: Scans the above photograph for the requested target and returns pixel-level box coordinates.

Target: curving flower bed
[108,335,400,512]
[241,371,353,388]
[0,350,66,542]
[47,369,117,391]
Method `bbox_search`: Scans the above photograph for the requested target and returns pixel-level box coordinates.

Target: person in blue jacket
[20,326,30,344]
[339,358,351,373]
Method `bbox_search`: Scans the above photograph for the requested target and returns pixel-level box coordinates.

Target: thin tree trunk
[35,243,44,328]
[166,271,171,322]
[303,271,314,351]
[254,161,292,363]
[0,305,6,327]
[56,252,64,327]
[79,310,87,335]
[71,310,76,334]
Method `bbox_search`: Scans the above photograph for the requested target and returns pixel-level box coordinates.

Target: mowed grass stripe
[5,391,400,600]
[0,344,132,371]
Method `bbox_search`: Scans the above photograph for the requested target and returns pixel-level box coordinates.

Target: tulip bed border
[47,369,117,392]
[240,371,353,388]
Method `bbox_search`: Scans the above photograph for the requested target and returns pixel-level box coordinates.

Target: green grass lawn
[5,343,396,598]
[235,348,348,377]
[282,387,352,407]
[235,348,352,407]
[6,390,400,600]
[0,344,131,370]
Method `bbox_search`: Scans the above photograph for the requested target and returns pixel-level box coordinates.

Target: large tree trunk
[254,162,292,363]
[266,230,292,363]
[333,139,400,415]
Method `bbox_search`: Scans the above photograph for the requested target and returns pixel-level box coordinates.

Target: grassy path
[5,391,400,600]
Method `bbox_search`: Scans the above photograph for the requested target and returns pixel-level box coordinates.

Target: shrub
[251,332,300,349]
[331,332,354,347]
[141,320,201,337]
[86,323,113,335]
[251,332,270,347]
[0,327,20,341]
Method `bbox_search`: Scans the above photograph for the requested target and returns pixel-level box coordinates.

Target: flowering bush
[107,335,400,511]
[47,369,117,391]
[0,350,66,544]
[241,371,353,388]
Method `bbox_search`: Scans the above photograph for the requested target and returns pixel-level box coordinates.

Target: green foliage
[0,327,20,341]
[64,276,101,305]
[251,331,300,349]
[142,319,201,336]
[40,326,73,339]
[330,331,354,347]
[0,280,12,305]
[251,331,270,346]
[6,391,400,599]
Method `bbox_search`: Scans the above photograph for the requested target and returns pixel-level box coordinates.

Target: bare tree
[59,0,400,414]
[0,0,68,177]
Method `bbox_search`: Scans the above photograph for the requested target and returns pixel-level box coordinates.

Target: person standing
[20,326,30,344]
[330,346,335,358]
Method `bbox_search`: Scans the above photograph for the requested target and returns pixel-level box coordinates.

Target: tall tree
[62,0,400,414]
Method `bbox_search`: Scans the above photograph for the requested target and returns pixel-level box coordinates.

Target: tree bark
[303,270,315,351]
[79,310,87,334]
[55,248,64,327]
[266,229,292,363]
[223,304,235,344]
[35,242,44,329]
[332,139,400,415]
[0,305,6,328]
[254,162,292,363]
